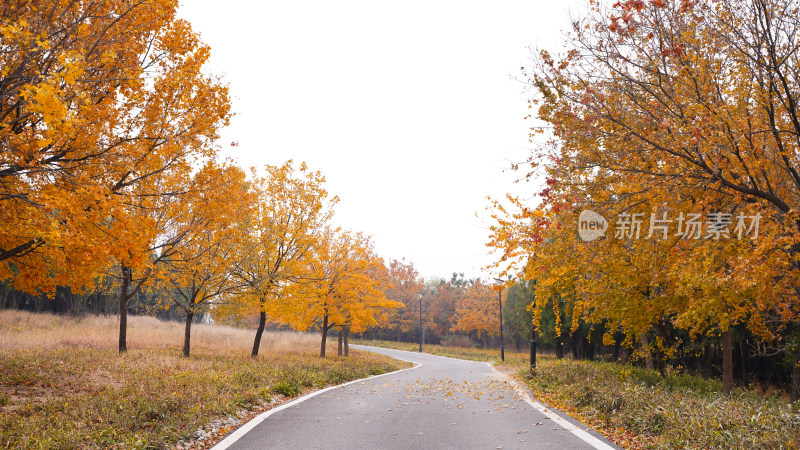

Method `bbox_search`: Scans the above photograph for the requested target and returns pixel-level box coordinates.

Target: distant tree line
[367,267,796,396]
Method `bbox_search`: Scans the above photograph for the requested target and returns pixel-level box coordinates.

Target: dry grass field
[0,310,319,354]
[0,311,406,448]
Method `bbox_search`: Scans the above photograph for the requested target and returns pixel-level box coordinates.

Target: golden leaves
[452,281,501,338]
[1,0,231,295]
[487,0,800,362]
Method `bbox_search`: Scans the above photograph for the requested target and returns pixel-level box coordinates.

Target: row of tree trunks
[337,326,350,356]
[252,308,350,360]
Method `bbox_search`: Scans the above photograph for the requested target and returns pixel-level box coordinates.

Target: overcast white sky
[178,0,583,281]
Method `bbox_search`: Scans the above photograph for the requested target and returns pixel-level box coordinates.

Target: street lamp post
[493,278,505,362]
[418,292,423,353]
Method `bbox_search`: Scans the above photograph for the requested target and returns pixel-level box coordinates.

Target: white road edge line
[211,358,422,450]
[486,363,616,450]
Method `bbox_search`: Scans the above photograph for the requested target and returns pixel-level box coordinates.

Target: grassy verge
[354,338,530,362]
[0,311,408,448]
[516,357,799,449]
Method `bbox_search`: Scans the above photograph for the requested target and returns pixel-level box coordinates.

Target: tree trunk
[344,326,350,357]
[569,334,578,359]
[722,329,733,395]
[183,311,194,357]
[251,310,266,357]
[792,323,800,403]
[740,336,747,382]
[640,333,654,370]
[555,336,564,359]
[619,346,631,364]
[320,313,329,358]
[118,266,130,353]
[337,328,343,356]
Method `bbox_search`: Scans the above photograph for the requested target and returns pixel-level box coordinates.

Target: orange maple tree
[274,228,402,357]
[380,259,424,341]
[452,281,500,347]
[489,0,800,398]
[153,164,253,357]
[1,0,231,300]
[225,161,336,357]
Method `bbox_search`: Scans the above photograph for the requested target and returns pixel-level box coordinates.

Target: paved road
[215,346,619,449]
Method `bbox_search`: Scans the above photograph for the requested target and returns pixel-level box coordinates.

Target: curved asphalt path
[214,346,620,449]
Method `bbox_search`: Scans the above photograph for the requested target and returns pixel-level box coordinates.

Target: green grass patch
[270,379,302,397]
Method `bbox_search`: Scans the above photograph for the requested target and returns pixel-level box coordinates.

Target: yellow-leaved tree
[0,0,229,294]
[452,281,499,348]
[380,259,424,342]
[153,163,254,357]
[489,0,800,397]
[276,228,402,357]
[1,0,231,299]
[226,161,336,357]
